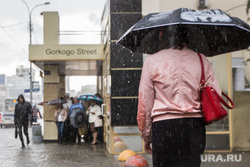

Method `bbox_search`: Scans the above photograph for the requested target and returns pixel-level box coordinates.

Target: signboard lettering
[45,48,97,56]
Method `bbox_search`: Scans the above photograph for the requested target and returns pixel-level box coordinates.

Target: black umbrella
[69,107,85,128]
[117,8,250,56]
[47,99,67,105]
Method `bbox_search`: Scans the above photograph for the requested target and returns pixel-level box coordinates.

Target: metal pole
[30,62,33,104]
[29,11,33,105]
[22,0,50,104]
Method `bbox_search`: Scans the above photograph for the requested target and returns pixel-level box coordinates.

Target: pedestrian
[96,115,103,143]
[54,103,67,143]
[69,97,84,144]
[137,28,222,167]
[94,93,104,142]
[14,94,32,148]
[63,93,72,113]
[80,100,90,141]
[87,99,101,145]
[31,103,42,125]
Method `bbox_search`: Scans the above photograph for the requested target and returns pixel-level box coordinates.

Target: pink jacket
[137,48,221,142]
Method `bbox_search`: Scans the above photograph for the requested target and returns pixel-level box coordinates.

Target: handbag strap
[198,53,206,86]
[197,53,235,109]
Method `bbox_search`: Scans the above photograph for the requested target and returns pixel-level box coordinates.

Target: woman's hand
[91,112,95,115]
[144,142,152,154]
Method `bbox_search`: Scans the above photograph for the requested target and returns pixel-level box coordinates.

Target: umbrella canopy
[69,107,85,128]
[46,99,67,105]
[78,95,103,104]
[87,95,97,101]
[78,95,92,101]
[94,96,103,104]
[38,102,44,106]
[117,8,250,56]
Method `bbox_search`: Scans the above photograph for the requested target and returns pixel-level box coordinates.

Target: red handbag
[198,53,235,125]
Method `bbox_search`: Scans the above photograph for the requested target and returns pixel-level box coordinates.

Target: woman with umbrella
[136,26,223,166]
[69,97,84,144]
[136,26,222,166]
[54,100,67,144]
[86,96,101,145]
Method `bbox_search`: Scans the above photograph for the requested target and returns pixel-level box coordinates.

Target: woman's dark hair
[56,103,63,109]
[70,97,74,103]
[94,93,102,99]
[159,25,189,50]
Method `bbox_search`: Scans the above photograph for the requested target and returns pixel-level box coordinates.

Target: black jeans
[17,124,29,145]
[152,118,206,167]
[72,126,81,143]
[97,127,103,142]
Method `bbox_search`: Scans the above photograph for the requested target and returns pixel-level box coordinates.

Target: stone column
[43,65,60,141]
[58,75,65,99]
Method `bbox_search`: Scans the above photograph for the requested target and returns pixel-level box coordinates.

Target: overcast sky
[0,0,106,77]
[0,0,107,92]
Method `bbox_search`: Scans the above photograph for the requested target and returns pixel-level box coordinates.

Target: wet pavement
[0,126,122,167]
[1,126,250,167]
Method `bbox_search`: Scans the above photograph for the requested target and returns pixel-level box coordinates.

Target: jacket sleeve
[54,110,57,119]
[86,107,90,115]
[29,102,33,114]
[80,104,84,111]
[96,106,101,116]
[14,104,17,125]
[68,105,73,116]
[137,58,155,142]
[203,55,222,95]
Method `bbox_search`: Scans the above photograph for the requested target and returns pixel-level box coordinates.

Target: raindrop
[134,35,137,45]
[224,35,228,42]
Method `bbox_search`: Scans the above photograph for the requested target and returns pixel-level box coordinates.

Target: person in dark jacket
[14,94,32,148]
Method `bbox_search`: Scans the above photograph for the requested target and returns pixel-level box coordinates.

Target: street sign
[24,89,30,93]
[32,81,40,92]
[24,81,40,93]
